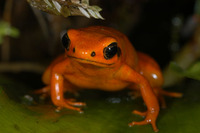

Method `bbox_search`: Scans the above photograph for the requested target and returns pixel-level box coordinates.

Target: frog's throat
[67,55,115,66]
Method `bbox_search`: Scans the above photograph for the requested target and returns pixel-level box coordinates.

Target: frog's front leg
[51,60,86,113]
[116,65,159,132]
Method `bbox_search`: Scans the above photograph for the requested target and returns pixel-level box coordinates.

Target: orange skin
[39,26,172,132]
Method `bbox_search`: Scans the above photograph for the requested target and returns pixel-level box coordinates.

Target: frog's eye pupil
[62,33,70,51]
[103,42,118,60]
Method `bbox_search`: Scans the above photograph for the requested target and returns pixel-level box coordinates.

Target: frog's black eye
[103,42,118,60]
[62,33,70,51]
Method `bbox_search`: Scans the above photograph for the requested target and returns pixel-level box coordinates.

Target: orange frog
[38,26,181,132]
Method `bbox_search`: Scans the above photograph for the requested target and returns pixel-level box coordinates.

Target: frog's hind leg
[156,88,183,97]
[34,85,85,111]
[33,86,51,100]
[34,86,50,94]
[128,85,182,108]
[33,82,79,100]
[153,87,182,108]
[34,78,78,96]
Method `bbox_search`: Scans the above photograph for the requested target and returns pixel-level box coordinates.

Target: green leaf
[184,61,200,80]
[0,21,20,44]
[170,61,200,80]
[169,62,184,74]
[1,74,200,132]
[195,0,200,15]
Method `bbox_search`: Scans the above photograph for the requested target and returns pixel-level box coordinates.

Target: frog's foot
[129,110,159,132]
[54,99,86,113]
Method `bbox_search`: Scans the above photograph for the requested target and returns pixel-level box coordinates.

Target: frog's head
[61,27,122,68]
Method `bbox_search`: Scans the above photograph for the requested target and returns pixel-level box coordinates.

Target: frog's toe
[55,103,83,113]
[129,119,158,132]
[129,120,148,127]
[65,99,86,107]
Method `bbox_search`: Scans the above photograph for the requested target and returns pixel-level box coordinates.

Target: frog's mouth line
[67,55,115,66]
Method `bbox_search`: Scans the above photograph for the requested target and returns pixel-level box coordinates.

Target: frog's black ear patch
[117,47,121,57]
[103,42,118,60]
[62,33,70,51]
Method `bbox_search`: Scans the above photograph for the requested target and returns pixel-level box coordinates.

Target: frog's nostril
[73,48,75,53]
[91,51,96,57]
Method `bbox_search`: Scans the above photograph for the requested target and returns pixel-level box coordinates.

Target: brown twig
[0,62,45,73]
[2,0,13,62]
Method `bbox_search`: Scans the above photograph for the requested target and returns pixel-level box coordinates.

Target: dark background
[0,0,196,73]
